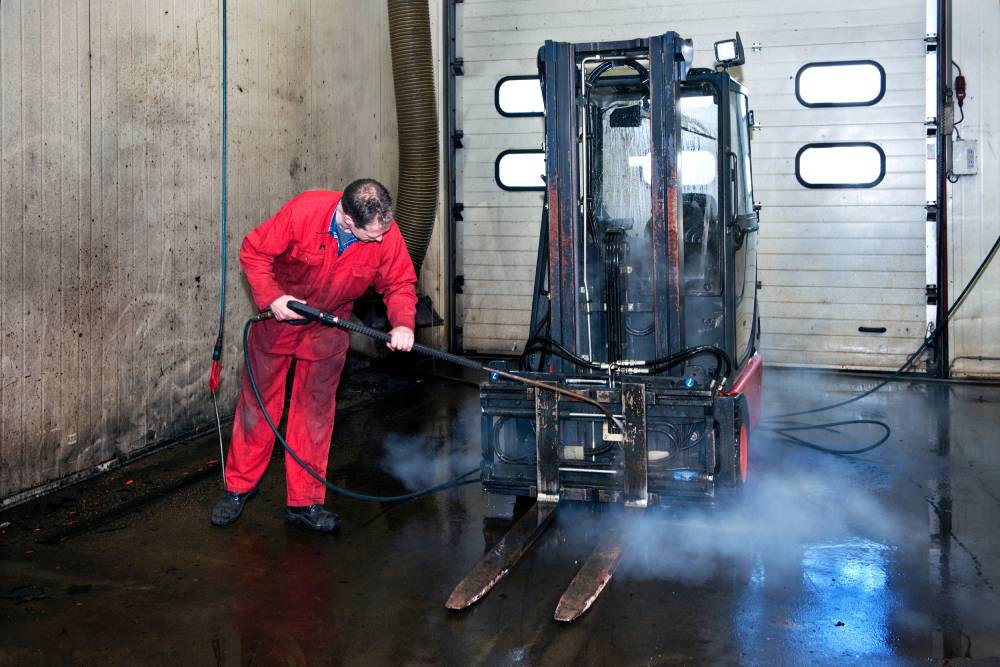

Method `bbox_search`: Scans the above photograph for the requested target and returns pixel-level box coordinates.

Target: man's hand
[269,294,307,321]
[387,326,415,352]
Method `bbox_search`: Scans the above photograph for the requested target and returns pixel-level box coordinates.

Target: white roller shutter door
[456,0,928,369]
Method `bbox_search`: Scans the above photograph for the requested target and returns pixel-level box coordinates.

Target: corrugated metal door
[456,0,928,369]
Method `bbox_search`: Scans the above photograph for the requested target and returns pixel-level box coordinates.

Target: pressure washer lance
[277,300,625,432]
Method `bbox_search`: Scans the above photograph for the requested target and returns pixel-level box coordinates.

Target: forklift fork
[447,384,648,621]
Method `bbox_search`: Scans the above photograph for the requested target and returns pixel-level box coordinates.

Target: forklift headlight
[714,32,746,69]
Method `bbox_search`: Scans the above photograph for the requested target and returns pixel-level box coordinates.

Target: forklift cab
[591,67,759,371]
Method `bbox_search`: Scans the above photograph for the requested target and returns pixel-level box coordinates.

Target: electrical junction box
[953,139,978,175]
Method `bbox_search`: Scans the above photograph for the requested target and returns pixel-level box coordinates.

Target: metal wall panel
[456,0,928,370]
[0,0,398,505]
[949,1,1000,378]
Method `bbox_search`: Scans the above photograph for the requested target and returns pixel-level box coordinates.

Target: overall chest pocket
[289,244,326,266]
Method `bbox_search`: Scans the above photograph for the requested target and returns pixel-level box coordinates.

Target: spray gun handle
[287,300,330,323]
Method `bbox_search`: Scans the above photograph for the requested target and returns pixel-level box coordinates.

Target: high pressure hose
[240,302,631,503]
[387,0,439,276]
[242,316,478,503]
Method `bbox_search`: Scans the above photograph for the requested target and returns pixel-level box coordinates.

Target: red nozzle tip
[209,361,222,393]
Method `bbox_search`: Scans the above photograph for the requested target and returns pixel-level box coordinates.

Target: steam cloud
[380,433,480,491]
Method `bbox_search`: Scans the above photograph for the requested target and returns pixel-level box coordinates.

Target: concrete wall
[949,0,1000,378]
[0,1,400,505]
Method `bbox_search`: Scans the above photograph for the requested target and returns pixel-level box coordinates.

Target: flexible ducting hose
[387,0,439,276]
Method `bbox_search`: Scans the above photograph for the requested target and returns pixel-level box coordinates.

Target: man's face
[343,212,389,243]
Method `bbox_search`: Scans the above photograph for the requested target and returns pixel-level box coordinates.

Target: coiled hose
[388,0,439,276]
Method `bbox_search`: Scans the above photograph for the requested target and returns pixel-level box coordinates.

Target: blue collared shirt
[329,210,358,256]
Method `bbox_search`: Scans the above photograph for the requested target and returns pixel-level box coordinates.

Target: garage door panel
[760,253,921,272]
[464,0,921,20]
[762,332,927,355]
[744,69,924,95]
[763,236,924,256]
[464,265,539,283]
[462,190,545,209]
[761,297,923,318]
[760,285,924,306]
[762,269,924,289]
[461,335,530,354]
[752,139,922,160]
[464,6,921,42]
[764,317,923,338]
[760,205,924,224]
[754,189,923,208]
[755,349,914,370]
[458,236,538,252]
[765,224,923,241]
[466,30,922,65]
[462,293,535,311]
[753,158,923,179]
[459,115,543,136]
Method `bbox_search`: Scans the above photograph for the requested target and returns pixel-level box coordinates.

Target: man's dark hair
[342,178,393,230]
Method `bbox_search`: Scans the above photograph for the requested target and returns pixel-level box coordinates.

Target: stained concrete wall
[0,1,400,505]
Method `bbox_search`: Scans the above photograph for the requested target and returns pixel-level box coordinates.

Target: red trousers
[224,333,348,506]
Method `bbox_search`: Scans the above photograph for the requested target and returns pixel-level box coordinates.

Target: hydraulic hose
[387,0,439,276]
[242,317,478,503]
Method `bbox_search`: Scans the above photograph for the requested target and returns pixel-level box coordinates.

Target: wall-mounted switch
[952,139,978,175]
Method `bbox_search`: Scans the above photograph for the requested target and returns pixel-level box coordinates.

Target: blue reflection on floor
[739,537,898,658]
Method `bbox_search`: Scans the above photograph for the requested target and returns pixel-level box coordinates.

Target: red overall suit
[225,190,417,505]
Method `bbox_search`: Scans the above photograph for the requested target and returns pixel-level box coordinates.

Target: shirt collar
[329,209,358,255]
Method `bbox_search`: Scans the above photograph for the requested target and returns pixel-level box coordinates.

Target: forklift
[447,31,763,621]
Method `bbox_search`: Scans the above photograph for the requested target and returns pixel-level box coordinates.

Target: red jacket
[240,190,418,360]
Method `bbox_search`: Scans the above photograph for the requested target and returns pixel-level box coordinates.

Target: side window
[730,88,756,364]
[680,90,722,295]
[729,91,753,217]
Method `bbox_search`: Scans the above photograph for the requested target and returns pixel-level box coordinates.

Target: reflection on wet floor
[0,366,998,664]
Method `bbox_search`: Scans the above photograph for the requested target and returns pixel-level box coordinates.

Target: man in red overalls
[211,179,417,532]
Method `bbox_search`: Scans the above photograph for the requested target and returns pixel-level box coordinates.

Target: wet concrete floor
[1,363,999,665]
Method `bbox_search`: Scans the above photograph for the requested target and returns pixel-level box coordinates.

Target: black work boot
[210,488,258,527]
[285,505,341,533]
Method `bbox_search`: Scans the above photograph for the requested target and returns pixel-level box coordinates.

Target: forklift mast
[479,31,762,506]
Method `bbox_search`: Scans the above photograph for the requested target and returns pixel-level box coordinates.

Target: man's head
[341,178,393,242]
